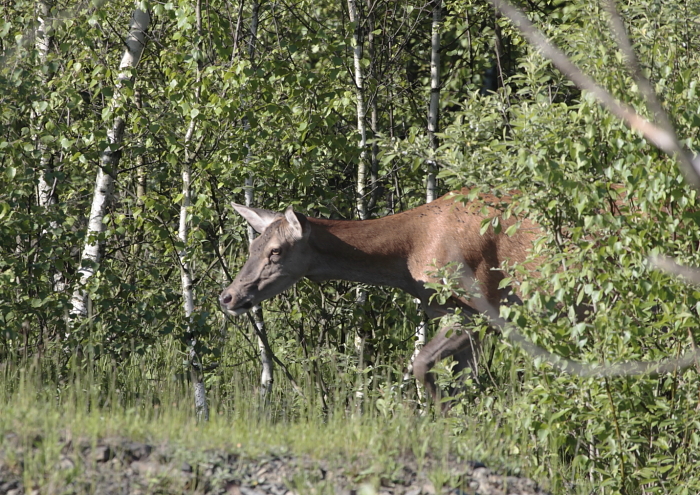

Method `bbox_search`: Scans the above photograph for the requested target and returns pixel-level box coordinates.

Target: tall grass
[0,332,602,494]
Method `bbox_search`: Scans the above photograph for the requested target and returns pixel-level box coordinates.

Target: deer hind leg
[412,320,481,408]
[452,343,481,385]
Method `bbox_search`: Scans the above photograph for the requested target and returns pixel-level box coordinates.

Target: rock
[239,486,268,495]
[57,455,75,471]
[357,484,378,495]
[93,445,113,463]
[124,441,152,461]
[471,466,547,495]
[130,460,159,476]
[420,481,436,494]
[0,481,20,493]
[227,487,242,494]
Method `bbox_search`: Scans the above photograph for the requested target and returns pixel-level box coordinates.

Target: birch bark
[366,0,379,212]
[245,179,274,399]
[426,0,442,203]
[36,0,55,211]
[243,1,274,399]
[70,7,150,319]
[347,0,371,361]
[34,0,65,292]
[407,0,443,396]
[347,0,368,220]
[179,0,210,422]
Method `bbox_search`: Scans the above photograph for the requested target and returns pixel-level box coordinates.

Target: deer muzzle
[219,289,255,315]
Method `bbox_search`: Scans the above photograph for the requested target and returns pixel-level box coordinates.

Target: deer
[219,188,542,403]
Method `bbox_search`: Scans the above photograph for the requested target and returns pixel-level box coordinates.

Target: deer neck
[304,217,416,294]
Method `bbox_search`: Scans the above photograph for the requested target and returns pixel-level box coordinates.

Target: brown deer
[219,188,541,402]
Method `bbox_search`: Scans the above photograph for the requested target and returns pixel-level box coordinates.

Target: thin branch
[649,255,700,286]
[602,1,667,125]
[449,262,700,378]
[490,0,700,190]
[244,312,304,395]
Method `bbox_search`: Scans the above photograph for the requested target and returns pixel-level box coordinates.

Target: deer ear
[284,205,308,240]
[231,203,281,234]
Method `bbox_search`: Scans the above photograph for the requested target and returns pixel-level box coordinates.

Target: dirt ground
[0,434,550,495]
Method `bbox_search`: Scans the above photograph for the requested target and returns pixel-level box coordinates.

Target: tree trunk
[407,0,443,398]
[181,118,210,422]
[134,89,147,206]
[365,0,379,212]
[36,0,55,211]
[245,176,274,399]
[426,0,442,203]
[347,0,368,221]
[34,0,65,293]
[240,1,274,399]
[70,7,150,320]
[178,0,210,423]
[347,0,372,362]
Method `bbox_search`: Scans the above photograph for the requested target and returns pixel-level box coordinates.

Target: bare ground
[0,434,550,495]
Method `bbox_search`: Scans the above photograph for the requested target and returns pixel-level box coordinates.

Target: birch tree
[426,0,442,203]
[69,7,150,320]
[241,1,275,399]
[405,0,442,395]
[347,0,368,221]
[34,0,65,293]
[35,0,55,212]
[346,0,372,363]
[365,0,379,212]
[179,0,209,422]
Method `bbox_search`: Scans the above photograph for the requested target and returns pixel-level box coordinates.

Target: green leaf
[479,218,490,235]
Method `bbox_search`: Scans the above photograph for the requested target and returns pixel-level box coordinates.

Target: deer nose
[221,294,233,305]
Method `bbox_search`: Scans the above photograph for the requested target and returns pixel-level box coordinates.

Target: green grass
[0,335,590,495]
[8,326,695,494]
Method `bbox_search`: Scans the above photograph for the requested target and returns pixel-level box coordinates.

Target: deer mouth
[236,301,254,312]
[228,300,254,315]
[220,292,255,315]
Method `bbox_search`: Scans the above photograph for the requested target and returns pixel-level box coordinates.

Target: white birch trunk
[180,0,210,422]
[426,0,442,203]
[244,177,274,398]
[252,307,274,398]
[178,146,195,323]
[347,0,368,221]
[347,0,370,359]
[348,0,367,364]
[34,0,65,292]
[366,0,379,212]
[36,0,54,210]
[70,8,150,319]
[134,89,146,207]
[407,0,443,397]
[241,2,274,399]
[181,120,209,422]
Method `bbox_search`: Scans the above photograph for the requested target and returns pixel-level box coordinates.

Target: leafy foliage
[2,0,700,492]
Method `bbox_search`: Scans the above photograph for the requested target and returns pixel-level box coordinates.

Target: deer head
[219,204,311,315]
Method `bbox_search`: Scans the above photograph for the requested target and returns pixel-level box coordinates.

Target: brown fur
[220,189,541,404]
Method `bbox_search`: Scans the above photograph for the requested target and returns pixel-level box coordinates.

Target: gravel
[0,434,550,495]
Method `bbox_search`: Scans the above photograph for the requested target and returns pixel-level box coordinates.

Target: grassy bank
[3,322,699,494]
[0,336,592,495]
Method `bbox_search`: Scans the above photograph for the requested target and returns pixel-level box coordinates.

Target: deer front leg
[412,320,481,408]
